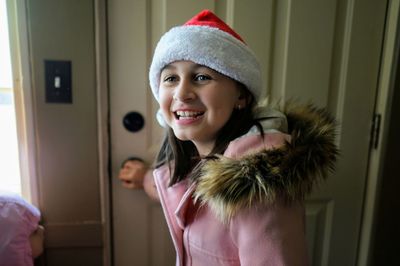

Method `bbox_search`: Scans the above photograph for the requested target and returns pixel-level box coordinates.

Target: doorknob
[123,111,145,132]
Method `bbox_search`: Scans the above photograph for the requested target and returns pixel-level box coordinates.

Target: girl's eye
[195,74,211,81]
[163,75,177,83]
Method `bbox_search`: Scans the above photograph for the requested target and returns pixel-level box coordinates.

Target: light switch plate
[45,60,72,103]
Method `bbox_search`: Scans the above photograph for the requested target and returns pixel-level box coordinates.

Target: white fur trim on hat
[149,25,262,102]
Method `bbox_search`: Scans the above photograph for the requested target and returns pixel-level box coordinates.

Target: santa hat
[149,10,262,102]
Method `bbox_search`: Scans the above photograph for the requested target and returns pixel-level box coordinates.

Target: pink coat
[0,192,40,266]
[154,132,309,265]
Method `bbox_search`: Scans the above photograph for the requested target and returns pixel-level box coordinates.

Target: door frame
[6,0,39,203]
[357,0,400,265]
[94,0,112,265]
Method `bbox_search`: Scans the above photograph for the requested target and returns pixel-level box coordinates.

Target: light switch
[54,76,61,88]
[45,60,72,103]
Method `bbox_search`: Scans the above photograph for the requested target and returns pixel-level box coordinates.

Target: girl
[118,9,338,265]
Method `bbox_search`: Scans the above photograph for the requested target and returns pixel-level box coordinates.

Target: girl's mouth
[174,110,205,120]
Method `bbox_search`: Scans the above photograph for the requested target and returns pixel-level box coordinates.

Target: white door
[108,0,388,265]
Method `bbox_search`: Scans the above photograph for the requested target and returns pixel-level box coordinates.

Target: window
[0,0,21,195]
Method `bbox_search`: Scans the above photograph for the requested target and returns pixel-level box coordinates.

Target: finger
[121,180,143,189]
[121,181,135,189]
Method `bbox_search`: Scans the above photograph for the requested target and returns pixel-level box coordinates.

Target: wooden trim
[94,0,111,264]
[6,0,40,205]
[357,0,400,265]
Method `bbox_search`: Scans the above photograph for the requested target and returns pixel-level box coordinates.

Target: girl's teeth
[176,111,202,117]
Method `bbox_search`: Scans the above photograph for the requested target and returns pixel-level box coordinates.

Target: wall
[26,0,104,265]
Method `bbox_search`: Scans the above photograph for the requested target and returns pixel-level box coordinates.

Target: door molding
[6,0,39,203]
[94,0,111,265]
[357,1,400,265]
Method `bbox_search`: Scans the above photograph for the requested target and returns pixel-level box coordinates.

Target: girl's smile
[174,109,204,125]
[159,61,246,155]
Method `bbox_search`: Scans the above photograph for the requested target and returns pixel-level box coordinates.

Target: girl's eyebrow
[187,63,209,71]
[161,64,176,72]
[160,65,176,74]
[194,65,210,71]
[161,63,210,73]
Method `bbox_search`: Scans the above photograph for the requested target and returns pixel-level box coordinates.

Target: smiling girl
[117,10,338,266]
[159,61,247,156]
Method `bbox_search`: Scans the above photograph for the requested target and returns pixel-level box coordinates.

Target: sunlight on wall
[0,0,21,195]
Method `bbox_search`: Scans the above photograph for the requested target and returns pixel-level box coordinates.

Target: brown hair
[154,84,263,186]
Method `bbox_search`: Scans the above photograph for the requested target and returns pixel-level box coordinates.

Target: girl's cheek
[203,91,221,106]
[159,89,173,121]
[158,89,170,107]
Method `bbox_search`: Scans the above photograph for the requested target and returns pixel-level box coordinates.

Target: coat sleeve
[229,201,309,266]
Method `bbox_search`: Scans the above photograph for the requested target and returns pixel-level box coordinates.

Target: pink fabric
[154,166,189,266]
[154,132,309,266]
[224,132,290,159]
[230,204,308,265]
[0,192,40,266]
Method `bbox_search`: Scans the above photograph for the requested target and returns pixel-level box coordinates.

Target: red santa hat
[149,10,262,102]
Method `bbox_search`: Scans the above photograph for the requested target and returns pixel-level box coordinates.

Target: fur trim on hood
[193,103,339,222]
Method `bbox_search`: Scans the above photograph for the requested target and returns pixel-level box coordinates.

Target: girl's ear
[236,97,247,109]
[235,82,254,109]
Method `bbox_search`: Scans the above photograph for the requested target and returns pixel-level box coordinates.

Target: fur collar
[193,103,339,222]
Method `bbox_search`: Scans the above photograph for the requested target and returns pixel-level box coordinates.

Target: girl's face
[159,61,246,155]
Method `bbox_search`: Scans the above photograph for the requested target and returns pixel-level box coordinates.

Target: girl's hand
[30,225,45,258]
[117,160,148,189]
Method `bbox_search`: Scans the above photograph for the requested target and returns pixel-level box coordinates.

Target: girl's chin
[171,131,194,142]
[172,131,201,143]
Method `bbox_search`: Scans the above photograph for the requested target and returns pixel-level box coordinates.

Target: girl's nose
[173,79,195,102]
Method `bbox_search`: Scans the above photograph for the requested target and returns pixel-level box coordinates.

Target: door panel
[271,0,337,106]
[109,0,387,265]
[109,1,166,265]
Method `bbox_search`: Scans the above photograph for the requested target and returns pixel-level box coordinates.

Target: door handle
[123,111,145,132]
